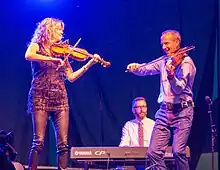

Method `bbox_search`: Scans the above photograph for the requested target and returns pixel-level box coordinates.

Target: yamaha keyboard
[70,146,190,169]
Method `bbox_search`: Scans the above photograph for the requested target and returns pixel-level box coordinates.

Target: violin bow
[126,45,195,72]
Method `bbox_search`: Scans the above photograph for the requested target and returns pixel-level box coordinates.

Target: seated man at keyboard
[118,97,155,170]
[119,97,155,147]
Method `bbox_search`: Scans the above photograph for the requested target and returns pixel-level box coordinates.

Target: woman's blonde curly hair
[31,17,64,44]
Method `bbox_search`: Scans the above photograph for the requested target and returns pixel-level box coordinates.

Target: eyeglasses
[133,105,147,109]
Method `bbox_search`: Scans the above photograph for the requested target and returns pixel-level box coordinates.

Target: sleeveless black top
[27,44,69,114]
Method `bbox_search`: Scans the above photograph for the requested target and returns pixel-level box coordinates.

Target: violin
[50,40,111,67]
[126,45,195,73]
[167,46,195,70]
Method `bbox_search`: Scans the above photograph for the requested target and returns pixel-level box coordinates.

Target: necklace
[41,44,52,56]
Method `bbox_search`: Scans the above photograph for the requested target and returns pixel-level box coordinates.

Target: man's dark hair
[132,97,147,108]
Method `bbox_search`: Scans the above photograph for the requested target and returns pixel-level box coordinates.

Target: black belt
[161,101,194,111]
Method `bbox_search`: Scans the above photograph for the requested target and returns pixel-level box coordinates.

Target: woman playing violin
[25,17,101,170]
[127,30,196,170]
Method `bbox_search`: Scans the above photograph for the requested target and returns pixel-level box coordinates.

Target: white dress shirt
[119,117,155,147]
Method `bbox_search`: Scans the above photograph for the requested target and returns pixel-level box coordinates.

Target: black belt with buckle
[161,101,194,111]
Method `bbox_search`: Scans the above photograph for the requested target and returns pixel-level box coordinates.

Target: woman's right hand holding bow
[49,57,65,69]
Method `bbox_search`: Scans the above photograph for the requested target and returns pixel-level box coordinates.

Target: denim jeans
[147,106,193,170]
[28,109,69,170]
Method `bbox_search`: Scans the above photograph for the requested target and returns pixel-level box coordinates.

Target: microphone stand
[207,101,216,170]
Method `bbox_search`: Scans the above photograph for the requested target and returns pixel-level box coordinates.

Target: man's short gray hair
[161,30,181,42]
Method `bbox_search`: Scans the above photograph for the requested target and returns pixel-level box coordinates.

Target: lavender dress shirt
[133,55,196,104]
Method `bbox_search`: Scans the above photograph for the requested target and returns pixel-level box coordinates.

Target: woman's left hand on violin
[88,54,101,66]
[82,54,101,71]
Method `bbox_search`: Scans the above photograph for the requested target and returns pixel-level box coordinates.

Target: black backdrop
[0,0,219,169]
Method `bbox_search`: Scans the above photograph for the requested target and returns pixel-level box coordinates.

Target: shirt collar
[135,117,147,123]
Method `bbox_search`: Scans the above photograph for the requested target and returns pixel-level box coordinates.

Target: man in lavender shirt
[126,30,196,170]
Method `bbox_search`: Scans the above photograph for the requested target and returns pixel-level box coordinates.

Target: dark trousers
[147,106,193,170]
[28,109,69,170]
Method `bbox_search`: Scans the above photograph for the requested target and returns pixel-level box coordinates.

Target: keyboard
[70,146,190,169]
[70,146,190,159]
